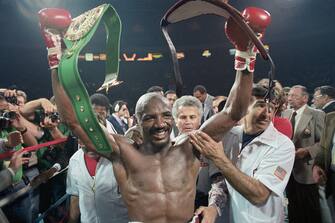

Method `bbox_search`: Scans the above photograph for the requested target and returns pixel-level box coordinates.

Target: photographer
[19,97,56,139]
[0,93,40,223]
[20,97,72,222]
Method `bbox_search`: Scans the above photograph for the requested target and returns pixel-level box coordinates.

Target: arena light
[123,53,136,61]
[202,49,211,58]
[137,53,153,61]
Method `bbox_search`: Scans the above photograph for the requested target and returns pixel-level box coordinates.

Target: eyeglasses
[313,94,324,100]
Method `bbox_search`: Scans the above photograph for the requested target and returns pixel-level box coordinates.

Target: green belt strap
[58,4,122,153]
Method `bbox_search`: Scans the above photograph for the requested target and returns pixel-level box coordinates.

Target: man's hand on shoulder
[189,131,226,164]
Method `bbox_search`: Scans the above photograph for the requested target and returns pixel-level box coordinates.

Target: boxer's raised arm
[200,70,252,141]
[201,7,271,141]
[40,8,119,157]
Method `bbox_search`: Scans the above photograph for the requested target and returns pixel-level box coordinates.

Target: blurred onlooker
[90,93,117,134]
[282,87,291,109]
[108,100,130,135]
[164,90,177,108]
[313,111,335,220]
[164,90,179,139]
[312,85,335,113]
[193,85,214,123]
[283,85,325,222]
[16,90,27,108]
[146,85,164,95]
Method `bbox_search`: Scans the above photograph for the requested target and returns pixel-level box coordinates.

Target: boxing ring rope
[0,137,68,160]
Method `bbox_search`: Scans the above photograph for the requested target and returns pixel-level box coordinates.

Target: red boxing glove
[38,8,72,69]
[242,7,271,36]
[225,7,271,72]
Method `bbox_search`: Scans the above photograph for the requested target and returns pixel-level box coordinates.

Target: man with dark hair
[90,93,116,134]
[164,90,177,108]
[164,90,178,138]
[90,93,110,112]
[190,84,295,223]
[193,85,214,123]
[146,86,164,95]
[313,85,335,113]
[283,85,325,222]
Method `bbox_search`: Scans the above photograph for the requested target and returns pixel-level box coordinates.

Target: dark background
[1,0,334,110]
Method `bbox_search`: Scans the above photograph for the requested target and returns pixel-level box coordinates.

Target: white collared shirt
[66,149,129,223]
[222,123,295,223]
[323,100,335,110]
[293,104,307,132]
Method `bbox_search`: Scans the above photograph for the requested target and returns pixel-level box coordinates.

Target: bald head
[135,93,170,121]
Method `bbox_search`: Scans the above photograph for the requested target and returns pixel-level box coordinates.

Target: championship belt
[58,4,121,153]
[161,0,276,100]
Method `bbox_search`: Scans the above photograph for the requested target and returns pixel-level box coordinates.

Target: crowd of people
[1,3,335,223]
[1,79,335,223]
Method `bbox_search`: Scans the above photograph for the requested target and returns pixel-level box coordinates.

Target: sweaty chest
[128,149,198,193]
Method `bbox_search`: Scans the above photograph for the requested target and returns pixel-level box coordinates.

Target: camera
[0,116,10,130]
[0,111,17,130]
[0,92,18,105]
[40,111,60,123]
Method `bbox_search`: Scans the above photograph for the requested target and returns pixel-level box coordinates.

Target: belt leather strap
[161,0,276,100]
[58,4,122,153]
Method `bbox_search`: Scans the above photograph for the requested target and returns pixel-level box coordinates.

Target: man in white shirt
[190,85,295,223]
[66,94,129,223]
[67,148,129,223]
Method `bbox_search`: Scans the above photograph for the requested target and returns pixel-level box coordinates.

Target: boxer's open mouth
[151,127,169,140]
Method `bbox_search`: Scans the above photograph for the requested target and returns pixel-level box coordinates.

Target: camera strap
[58,4,122,153]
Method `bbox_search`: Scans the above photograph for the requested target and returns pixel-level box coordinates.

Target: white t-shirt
[66,149,129,223]
[222,123,295,223]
